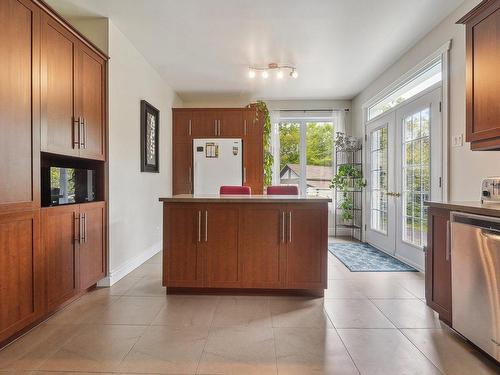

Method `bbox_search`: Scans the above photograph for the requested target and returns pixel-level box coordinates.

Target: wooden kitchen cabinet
[42,205,80,310]
[0,210,43,343]
[458,0,500,150]
[172,141,193,194]
[240,205,286,288]
[79,202,106,290]
[42,202,106,309]
[219,109,244,137]
[41,15,106,160]
[425,207,452,324]
[0,0,41,214]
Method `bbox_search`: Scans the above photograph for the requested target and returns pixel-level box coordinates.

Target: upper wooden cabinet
[458,0,500,150]
[0,0,41,213]
[41,14,106,160]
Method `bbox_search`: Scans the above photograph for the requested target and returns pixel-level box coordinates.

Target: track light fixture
[248,63,298,80]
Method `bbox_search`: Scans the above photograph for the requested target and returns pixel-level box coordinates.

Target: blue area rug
[329,243,418,272]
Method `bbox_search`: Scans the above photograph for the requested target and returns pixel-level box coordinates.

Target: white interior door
[365,87,442,270]
[394,88,442,267]
[365,113,396,254]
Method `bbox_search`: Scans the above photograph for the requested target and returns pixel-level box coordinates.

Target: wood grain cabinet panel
[425,207,452,324]
[173,141,193,195]
[219,109,244,137]
[458,0,500,150]
[240,205,285,288]
[42,205,80,310]
[163,204,203,287]
[76,44,106,160]
[0,210,42,343]
[193,110,219,137]
[203,205,240,287]
[41,15,78,157]
[79,202,105,290]
[0,0,40,212]
[285,203,327,289]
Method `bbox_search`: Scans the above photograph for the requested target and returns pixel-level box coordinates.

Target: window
[367,58,442,121]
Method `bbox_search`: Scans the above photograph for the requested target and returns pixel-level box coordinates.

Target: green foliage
[252,100,273,187]
[330,164,366,223]
[278,123,300,169]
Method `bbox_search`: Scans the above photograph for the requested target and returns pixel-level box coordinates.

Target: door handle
[217,120,221,136]
[214,120,217,136]
[82,118,87,149]
[204,210,208,242]
[74,212,80,244]
[244,120,247,136]
[446,219,451,261]
[281,211,285,243]
[243,167,247,183]
[73,117,81,149]
[84,213,87,243]
[79,213,85,243]
[197,210,201,242]
[288,211,292,243]
[188,119,192,136]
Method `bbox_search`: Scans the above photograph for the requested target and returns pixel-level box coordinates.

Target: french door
[366,87,442,269]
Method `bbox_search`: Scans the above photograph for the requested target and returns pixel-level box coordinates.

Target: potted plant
[330,164,366,223]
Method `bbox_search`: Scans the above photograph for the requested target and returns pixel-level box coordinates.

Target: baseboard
[97,242,161,286]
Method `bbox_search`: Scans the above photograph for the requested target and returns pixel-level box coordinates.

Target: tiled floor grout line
[332,326,362,375]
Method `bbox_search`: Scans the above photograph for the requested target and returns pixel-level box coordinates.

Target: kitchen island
[159,194,331,296]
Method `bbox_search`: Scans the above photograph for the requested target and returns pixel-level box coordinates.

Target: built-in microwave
[42,166,96,207]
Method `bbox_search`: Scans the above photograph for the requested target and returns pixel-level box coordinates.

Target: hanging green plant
[248,100,272,187]
[330,164,366,222]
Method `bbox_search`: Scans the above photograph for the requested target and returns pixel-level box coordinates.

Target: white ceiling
[46,0,463,102]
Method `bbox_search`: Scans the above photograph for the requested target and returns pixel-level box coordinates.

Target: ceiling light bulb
[290,69,298,79]
[261,70,269,79]
[276,70,284,79]
[248,69,256,79]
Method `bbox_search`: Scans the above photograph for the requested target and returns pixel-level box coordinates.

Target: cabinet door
[425,207,451,324]
[243,108,264,139]
[0,210,43,343]
[240,205,285,288]
[243,140,263,195]
[173,141,193,194]
[202,205,240,287]
[285,203,327,290]
[40,15,78,158]
[464,2,500,148]
[164,204,202,287]
[219,109,244,137]
[76,43,106,160]
[0,0,40,213]
[193,110,218,137]
[42,205,80,309]
[79,202,105,290]
[173,110,195,141]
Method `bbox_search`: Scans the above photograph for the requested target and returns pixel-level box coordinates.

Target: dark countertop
[425,200,500,217]
[159,194,332,203]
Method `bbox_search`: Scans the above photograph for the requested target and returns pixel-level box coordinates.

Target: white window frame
[362,41,451,241]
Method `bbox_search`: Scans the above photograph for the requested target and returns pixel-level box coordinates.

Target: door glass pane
[278,122,301,187]
[305,122,333,197]
[402,107,431,248]
[370,127,388,234]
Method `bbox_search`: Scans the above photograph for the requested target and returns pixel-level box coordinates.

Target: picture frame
[140,100,160,173]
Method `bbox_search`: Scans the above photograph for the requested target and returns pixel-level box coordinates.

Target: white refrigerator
[193,138,243,195]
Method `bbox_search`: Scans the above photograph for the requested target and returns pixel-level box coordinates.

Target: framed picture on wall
[140,100,160,173]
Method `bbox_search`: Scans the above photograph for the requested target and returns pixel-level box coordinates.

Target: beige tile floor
[1,238,499,375]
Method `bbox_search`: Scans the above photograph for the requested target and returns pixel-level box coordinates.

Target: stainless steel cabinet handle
[214,120,217,136]
[80,213,85,243]
[244,120,247,136]
[73,117,81,149]
[218,120,221,136]
[198,210,201,242]
[446,219,451,261]
[83,118,87,149]
[74,212,80,243]
[288,212,292,243]
[243,167,247,183]
[204,210,208,242]
[281,211,285,243]
[84,213,88,243]
[188,120,192,135]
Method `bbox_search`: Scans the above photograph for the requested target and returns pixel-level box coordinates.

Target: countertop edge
[425,201,500,217]
[159,196,332,203]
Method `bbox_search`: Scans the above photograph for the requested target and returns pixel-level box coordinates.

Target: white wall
[106,21,182,283]
[68,17,109,54]
[351,0,500,201]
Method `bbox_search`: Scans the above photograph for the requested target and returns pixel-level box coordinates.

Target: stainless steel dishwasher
[451,212,500,361]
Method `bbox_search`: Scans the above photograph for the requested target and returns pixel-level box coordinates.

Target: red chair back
[266,185,299,195]
[219,186,251,195]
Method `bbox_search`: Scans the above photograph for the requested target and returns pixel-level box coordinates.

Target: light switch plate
[452,134,464,147]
